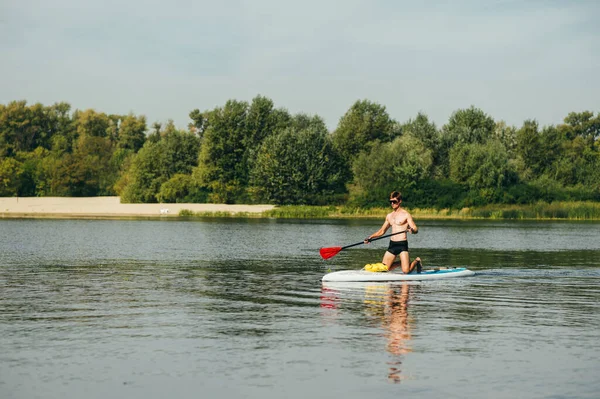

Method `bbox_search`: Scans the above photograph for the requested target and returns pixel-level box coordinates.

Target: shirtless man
[364,191,422,273]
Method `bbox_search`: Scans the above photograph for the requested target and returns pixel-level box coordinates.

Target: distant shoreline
[2,197,600,221]
[0,197,275,219]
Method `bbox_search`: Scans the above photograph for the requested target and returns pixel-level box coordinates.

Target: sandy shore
[0,197,275,218]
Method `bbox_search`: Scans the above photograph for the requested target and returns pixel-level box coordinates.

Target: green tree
[194,100,250,203]
[449,140,516,203]
[37,154,72,196]
[46,102,76,153]
[515,119,544,180]
[0,157,23,196]
[119,127,200,203]
[156,174,206,203]
[439,106,495,177]
[553,111,600,187]
[538,125,567,181]
[14,147,49,196]
[550,135,599,187]
[74,109,110,138]
[0,101,54,156]
[351,135,433,199]
[493,121,518,156]
[442,106,495,145]
[331,99,397,162]
[244,96,292,174]
[65,110,116,195]
[160,126,201,177]
[245,95,283,147]
[402,112,441,176]
[289,113,327,134]
[69,134,115,196]
[563,111,600,141]
[402,112,438,150]
[119,141,163,202]
[117,114,147,151]
[250,125,347,205]
[188,109,206,136]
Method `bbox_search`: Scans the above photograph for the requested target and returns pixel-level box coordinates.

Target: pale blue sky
[1,0,598,130]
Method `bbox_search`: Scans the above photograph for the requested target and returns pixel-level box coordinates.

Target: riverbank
[0,197,275,219]
[2,197,600,220]
[260,202,600,220]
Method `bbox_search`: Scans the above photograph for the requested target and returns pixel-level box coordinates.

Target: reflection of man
[385,284,412,383]
[320,282,414,383]
[363,283,413,383]
[386,283,412,356]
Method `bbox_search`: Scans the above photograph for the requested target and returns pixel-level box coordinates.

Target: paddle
[319,230,409,260]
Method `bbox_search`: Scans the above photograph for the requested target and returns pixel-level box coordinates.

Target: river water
[1,218,599,399]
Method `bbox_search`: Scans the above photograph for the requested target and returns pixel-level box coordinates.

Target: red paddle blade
[319,246,342,260]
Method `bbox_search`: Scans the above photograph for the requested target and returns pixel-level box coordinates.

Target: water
[1,218,599,399]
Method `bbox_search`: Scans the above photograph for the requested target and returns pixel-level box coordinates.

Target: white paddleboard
[322,267,475,282]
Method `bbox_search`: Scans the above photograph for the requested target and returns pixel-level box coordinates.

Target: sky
[1,0,599,131]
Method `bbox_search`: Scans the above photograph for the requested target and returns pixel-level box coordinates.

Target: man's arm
[407,213,418,234]
[365,219,391,243]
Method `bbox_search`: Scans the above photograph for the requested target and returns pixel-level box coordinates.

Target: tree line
[1,97,599,208]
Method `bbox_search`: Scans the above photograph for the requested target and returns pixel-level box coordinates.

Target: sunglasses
[389,199,399,204]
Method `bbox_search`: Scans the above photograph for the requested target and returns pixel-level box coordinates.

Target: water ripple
[1,219,600,399]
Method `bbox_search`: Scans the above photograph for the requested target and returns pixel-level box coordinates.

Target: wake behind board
[322,267,475,282]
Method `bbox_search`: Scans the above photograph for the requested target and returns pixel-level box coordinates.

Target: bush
[503,183,540,204]
[157,174,209,203]
[404,179,467,209]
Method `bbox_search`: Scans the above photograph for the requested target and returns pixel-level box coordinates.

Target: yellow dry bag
[363,262,389,272]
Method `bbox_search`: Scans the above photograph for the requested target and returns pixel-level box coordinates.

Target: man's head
[389,191,402,207]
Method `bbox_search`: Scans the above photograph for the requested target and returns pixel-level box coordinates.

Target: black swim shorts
[387,240,409,255]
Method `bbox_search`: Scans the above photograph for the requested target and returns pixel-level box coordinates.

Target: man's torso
[386,209,409,240]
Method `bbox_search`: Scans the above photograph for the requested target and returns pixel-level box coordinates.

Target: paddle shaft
[341,230,408,250]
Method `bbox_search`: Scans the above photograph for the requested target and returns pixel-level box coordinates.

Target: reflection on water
[321,282,417,383]
[367,284,413,382]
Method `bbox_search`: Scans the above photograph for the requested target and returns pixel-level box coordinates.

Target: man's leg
[397,253,422,274]
[411,257,422,273]
[382,251,397,270]
[399,251,412,273]
[388,260,402,271]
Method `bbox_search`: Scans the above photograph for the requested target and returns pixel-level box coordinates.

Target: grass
[262,206,337,219]
[466,201,600,220]
[179,209,252,218]
[178,201,600,220]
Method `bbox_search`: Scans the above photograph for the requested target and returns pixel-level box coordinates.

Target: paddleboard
[322,267,475,282]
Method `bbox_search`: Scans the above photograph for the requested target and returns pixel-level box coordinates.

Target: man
[364,191,422,273]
